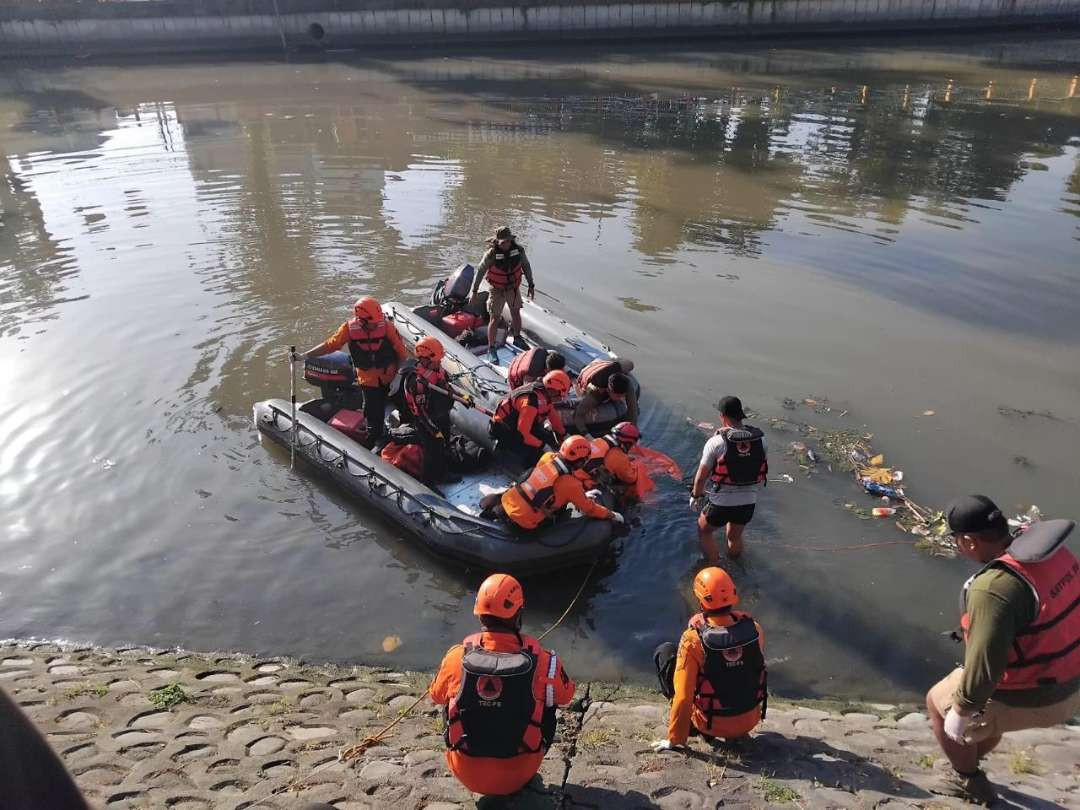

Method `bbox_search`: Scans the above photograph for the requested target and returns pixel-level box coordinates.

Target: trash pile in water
[691,397,1043,558]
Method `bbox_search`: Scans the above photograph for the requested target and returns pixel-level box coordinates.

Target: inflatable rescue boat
[253,300,625,574]
[384,263,639,446]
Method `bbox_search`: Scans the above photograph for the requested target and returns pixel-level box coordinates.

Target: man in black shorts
[689,396,768,561]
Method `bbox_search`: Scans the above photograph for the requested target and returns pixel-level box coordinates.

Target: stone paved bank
[2,641,1076,808]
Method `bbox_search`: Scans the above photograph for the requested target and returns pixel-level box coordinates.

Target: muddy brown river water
[1,34,1078,701]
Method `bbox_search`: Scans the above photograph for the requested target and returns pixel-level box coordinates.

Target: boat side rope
[264,404,506,539]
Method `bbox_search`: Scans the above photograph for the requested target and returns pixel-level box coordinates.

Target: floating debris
[921,410,936,417]
[381,635,403,653]
[998,406,1059,421]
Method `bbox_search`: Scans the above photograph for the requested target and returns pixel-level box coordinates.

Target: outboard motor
[443,263,475,305]
[304,351,360,406]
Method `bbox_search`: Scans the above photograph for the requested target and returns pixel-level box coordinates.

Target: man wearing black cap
[926,494,1080,805]
[689,396,768,561]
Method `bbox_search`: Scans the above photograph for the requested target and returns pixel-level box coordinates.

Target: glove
[610,512,625,525]
[651,739,680,752]
[689,495,705,512]
[943,708,972,743]
[289,350,302,363]
[527,285,536,301]
[585,489,602,500]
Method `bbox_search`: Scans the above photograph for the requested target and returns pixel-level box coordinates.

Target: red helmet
[693,567,738,610]
[559,435,592,463]
[474,573,524,619]
[415,336,444,364]
[542,369,571,399]
[611,421,640,446]
[353,297,383,323]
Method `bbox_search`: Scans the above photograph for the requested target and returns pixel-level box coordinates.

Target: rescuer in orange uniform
[499,435,625,531]
[429,574,576,796]
[302,296,407,447]
[925,495,1080,805]
[489,369,571,467]
[652,567,767,751]
[576,421,642,497]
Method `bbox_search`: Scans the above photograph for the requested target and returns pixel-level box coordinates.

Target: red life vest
[445,633,557,758]
[512,455,572,515]
[709,426,768,488]
[507,347,548,389]
[493,382,554,428]
[689,612,767,720]
[346,317,397,371]
[404,363,450,423]
[486,245,524,289]
[575,358,619,397]
[960,536,1080,691]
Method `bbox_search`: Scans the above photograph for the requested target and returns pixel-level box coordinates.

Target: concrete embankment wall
[1,0,1079,57]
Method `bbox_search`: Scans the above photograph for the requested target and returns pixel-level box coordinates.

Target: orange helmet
[611,421,640,446]
[542,369,571,399]
[559,434,592,463]
[474,573,524,619]
[353,296,383,323]
[693,567,738,610]
[415,336,444,363]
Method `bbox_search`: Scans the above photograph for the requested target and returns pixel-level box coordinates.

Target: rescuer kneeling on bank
[925,495,1080,806]
[652,567,767,752]
[429,574,576,796]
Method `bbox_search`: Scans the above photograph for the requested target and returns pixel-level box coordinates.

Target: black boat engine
[303,351,362,409]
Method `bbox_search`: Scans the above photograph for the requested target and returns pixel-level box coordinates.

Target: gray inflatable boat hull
[253,398,616,575]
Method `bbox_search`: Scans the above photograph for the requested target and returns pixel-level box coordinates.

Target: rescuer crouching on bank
[429,574,576,796]
[651,567,767,752]
[925,495,1080,806]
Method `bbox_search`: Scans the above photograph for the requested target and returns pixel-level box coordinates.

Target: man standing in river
[926,495,1080,805]
[689,396,768,561]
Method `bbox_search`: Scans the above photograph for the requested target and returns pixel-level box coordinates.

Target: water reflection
[1,37,1078,698]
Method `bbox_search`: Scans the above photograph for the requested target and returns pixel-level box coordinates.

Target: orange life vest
[575,358,619,397]
[709,426,768,488]
[346,317,397,371]
[493,382,554,428]
[507,347,547,389]
[581,435,618,482]
[689,612,767,721]
[960,535,1080,691]
[486,246,524,289]
[511,455,572,519]
[445,633,557,758]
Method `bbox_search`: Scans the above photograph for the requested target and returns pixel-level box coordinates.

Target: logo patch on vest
[722,647,744,663]
[476,675,503,702]
[735,441,752,456]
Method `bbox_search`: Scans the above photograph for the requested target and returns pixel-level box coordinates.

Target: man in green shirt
[926,494,1080,805]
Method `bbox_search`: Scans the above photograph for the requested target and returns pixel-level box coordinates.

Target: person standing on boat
[572,357,639,436]
[925,496,1080,806]
[651,567,767,752]
[689,396,767,561]
[429,573,576,797]
[469,225,536,362]
[301,296,407,448]
[497,435,624,531]
[490,370,571,467]
[506,347,566,389]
